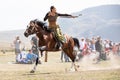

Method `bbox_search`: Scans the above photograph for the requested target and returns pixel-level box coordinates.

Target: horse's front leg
[38,41,51,51]
[30,57,39,73]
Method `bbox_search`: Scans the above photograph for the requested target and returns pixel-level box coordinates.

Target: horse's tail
[73,37,80,49]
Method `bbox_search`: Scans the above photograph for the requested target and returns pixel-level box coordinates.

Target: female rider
[44,6,77,44]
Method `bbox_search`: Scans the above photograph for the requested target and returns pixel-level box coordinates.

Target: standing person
[31,35,39,57]
[13,36,21,62]
[79,37,86,52]
[44,6,78,45]
[61,50,70,62]
[118,43,120,56]
[31,35,41,64]
[95,36,102,61]
[90,37,96,51]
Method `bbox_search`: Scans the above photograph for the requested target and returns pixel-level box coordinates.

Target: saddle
[43,26,64,49]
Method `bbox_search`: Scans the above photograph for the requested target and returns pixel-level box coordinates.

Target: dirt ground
[0,51,120,80]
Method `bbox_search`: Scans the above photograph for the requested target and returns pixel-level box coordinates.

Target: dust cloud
[77,52,120,71]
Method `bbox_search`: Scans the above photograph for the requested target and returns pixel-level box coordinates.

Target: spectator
[16,50,37,64]
[16,50,27,64]
[95,36,102,60]
[89,37,96,51]
[26,50,38,64]
[31,35,39,57]
[13,36,21,62]
[79,37,86,52]
[61,50,70,62]
[105,40,110,52]
[31,35,41,64]
[118,43,120,56]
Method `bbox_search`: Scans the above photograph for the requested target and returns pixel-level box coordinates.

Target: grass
[0,51,120,80]
[0,69,120,80]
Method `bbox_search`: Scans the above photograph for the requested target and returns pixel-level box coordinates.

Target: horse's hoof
[30,70,35,73]
[75,68,78,71]
[77,65,80,68]
[69,68,75,72]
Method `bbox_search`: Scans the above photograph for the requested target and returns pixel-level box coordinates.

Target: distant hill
[0,4,120,50]
[0,29,30,42]
[0,29,31,50]
[58,5,120,42]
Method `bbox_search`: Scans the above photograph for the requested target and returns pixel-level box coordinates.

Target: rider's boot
[54,42,60,50]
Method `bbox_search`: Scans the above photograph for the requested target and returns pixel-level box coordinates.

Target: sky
[0,0,120,31]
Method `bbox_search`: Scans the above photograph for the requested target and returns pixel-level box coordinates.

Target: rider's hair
[50,6,55,11]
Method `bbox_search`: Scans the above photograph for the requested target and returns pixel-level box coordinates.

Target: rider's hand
[79,14,82,16]
[71,14,82,18]
[71,16,78,18]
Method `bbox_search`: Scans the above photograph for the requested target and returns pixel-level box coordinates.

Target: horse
[24,19,80,73]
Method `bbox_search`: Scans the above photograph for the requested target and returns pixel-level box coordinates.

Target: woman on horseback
[44,6,77,44]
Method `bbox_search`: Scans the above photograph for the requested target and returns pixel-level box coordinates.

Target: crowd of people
[13,35,120,64]
[16,50,37,64]
[60,36,120,63]
[75,36,120,62]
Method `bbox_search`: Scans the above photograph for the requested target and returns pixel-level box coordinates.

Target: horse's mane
[32,19,51,33]
[34,19,45,29]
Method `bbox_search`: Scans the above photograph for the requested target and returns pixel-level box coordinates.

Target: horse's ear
[34,19,38,21]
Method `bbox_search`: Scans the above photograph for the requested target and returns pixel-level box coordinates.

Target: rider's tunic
[44,12,72,43]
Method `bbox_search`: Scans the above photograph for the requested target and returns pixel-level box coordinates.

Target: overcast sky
[0,0,120,31]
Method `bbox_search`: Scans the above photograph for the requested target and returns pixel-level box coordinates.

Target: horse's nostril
[24,32,28,37]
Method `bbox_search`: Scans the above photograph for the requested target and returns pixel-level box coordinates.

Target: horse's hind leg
[70,62,79,72]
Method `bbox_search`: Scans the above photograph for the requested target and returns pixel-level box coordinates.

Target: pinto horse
[24,19,79,73]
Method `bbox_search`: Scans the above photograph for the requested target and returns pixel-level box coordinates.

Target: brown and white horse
[24,19,79,73]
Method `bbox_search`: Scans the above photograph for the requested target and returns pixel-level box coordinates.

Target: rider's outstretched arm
[57,13,78,18]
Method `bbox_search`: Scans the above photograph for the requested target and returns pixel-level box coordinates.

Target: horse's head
[24,20,37,37]
[24,19,45,37]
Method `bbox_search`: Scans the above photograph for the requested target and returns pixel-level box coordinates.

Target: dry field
[0,51,120,80]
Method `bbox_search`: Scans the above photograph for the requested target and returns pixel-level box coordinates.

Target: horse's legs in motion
[70,61,79,71]
[30,57,39,73]
[63,37,80,72]
[63,49,78,72]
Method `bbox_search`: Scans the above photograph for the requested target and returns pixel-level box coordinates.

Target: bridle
[26,23,40,35]
[25,20,46,37]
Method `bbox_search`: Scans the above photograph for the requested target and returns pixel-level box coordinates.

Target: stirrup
[61,39,66,44]
[63,37,67,43]
[54,43,60,49]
